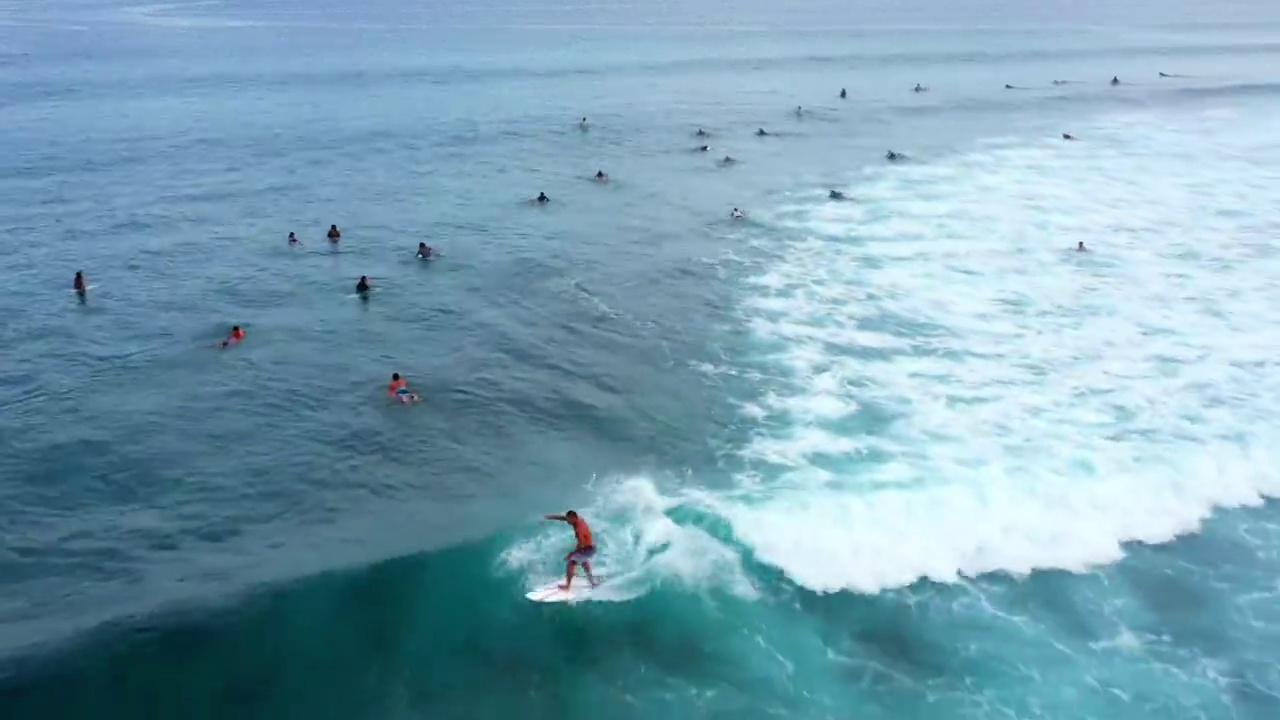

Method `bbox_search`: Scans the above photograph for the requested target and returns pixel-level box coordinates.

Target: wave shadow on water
[0,534,776,720]
[4,499,1280,720]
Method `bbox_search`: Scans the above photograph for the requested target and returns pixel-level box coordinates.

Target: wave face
[4,1,1280,719]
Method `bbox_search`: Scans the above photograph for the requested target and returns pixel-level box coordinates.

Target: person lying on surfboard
[545,510,598,590]
[218,326,245,348]
[386,373,420,403]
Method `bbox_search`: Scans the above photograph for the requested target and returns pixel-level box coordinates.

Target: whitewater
[506,106,1280,596]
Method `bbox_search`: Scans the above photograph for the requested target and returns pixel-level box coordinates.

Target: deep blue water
[3,1,1280,718]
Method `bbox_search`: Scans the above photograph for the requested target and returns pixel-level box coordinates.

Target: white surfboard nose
[525,578,603,603]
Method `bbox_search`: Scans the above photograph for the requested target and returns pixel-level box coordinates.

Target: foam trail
[499,476,757,601]
[718,107,1280,594]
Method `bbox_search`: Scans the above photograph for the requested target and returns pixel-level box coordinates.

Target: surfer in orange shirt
[387,373,419,403]
[545,510,598,590]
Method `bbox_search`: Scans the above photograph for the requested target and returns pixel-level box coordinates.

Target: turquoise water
[4,1,1280,718]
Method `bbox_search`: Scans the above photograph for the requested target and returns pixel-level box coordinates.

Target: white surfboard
[525,578,603,604]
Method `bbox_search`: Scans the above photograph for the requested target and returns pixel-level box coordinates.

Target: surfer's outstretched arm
[544,514,567,522]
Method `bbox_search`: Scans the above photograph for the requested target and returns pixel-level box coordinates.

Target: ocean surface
[3,1,1280,718]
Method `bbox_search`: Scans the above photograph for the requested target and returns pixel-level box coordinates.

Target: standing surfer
[545,510,598,590]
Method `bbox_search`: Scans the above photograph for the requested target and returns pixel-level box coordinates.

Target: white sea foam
[114,2,261,28]
[713,107,1280,594]
[499,475,757,601]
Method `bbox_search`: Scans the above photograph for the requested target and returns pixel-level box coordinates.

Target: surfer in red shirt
[218,326,245,348]
[545,510,597,590]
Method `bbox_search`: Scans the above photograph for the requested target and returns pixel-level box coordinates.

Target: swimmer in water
[1062,133,1078,140]
[356,275,371,295]
[579,117,588,130]
[913,83,927,92]
[697,144,710,152]
[756,128,769,136]
[1110,76,1120,86]
[840,88,847,99]
[696,128,708,137]
[886,150,906,161]
[545,510,598,590]
[731,208,744,219]
[416,242,433,259]
[327,225,341,242]
[73,271,86,294]
[218,325,245,348]
[720,155,737,166]
[594,170,608,183]
[387,372,420,403]
[288,231,301,246]
[829,190,846,200]
[1077,241,1088,252]
[536,192,550,204]
[794,106,803,116]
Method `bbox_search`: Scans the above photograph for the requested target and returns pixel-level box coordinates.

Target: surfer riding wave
[545,510,598,590]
